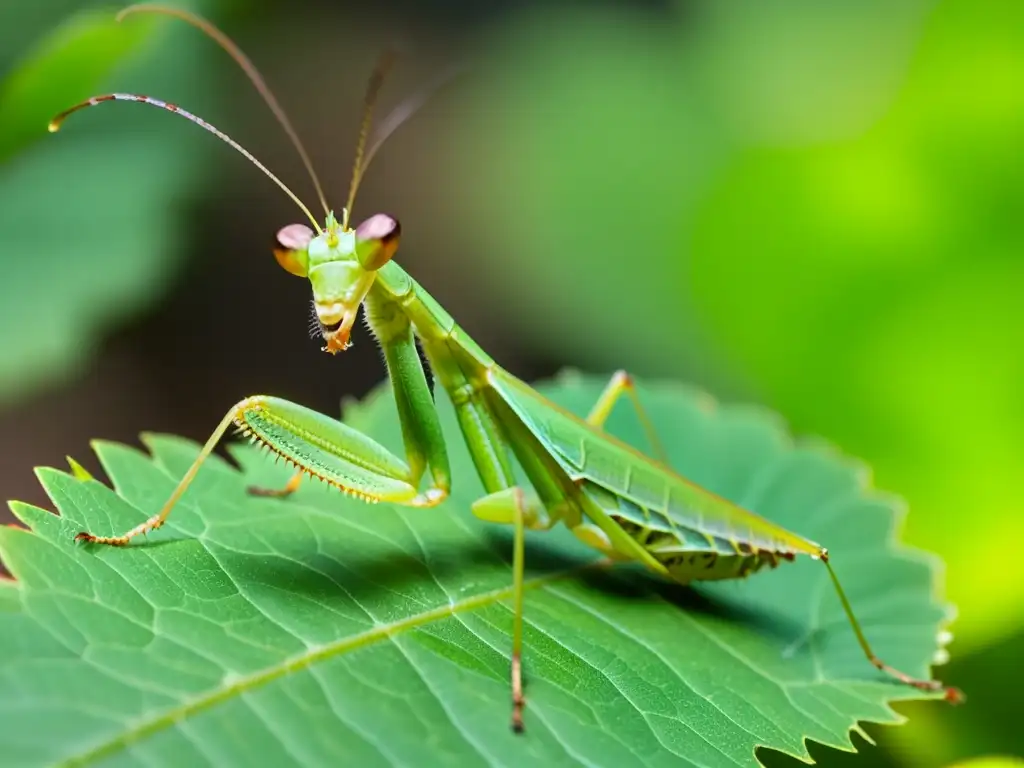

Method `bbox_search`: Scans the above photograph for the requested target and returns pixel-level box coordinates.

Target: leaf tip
[7,500,56,532]
[88,437,123,455]
[66,455,95,481]
[33,464,64,487]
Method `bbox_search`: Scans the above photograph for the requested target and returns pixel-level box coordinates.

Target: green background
[0,0,1020,765]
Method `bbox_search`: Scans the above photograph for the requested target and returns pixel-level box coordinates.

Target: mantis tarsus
[50,3,964,733]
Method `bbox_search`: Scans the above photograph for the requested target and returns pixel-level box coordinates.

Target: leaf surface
[0,373,954,767]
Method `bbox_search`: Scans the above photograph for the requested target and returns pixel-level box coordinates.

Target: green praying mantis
[49,3,963,733]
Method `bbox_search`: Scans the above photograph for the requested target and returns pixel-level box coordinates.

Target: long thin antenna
[355,62,465,193]
[342,50,398,230]
[118,3,331,216]
[49,94,322,232]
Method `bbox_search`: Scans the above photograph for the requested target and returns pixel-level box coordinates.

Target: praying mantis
[49,3,963,733]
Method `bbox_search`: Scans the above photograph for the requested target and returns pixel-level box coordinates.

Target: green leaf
[0,3,217,406]
[0,373,954,766]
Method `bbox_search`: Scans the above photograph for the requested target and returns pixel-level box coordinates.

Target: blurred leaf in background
[0,1,218,405]
[945,758,1024,768]
[445,0,1022,674]
[689,0,1024,655]
[435,0,1022,764]
[445,0,938,393]
[0,7,153,162]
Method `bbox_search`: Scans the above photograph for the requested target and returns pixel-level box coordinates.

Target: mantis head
[274,210,401,353]
[47,8,446,356]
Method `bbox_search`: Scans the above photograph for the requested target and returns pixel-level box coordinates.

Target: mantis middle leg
[464,371,676,731]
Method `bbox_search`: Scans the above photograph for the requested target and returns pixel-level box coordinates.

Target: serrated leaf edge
[3,374,960,767]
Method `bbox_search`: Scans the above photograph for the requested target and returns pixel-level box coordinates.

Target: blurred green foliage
[691,0,1024,655]
[0,0,1018,765]
[441,0,1022,764]
[0,1,216,404]
[0,9,154,161]
[449,0,1022,655]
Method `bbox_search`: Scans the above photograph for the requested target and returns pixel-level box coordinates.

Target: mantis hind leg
[470,486,548,733]
[587,370,668,463]
[587,372,964,702]
[819,552,965,703]
[448,386,543,733]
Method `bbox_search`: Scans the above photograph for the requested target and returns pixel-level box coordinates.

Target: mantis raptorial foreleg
[75,395,441,546]
[75,326,451,546]
[76,406,244,546]
[252,312,451,499]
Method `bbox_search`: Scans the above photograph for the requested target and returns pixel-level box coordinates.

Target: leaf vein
[545,587,747,767]
[54,564,594,767]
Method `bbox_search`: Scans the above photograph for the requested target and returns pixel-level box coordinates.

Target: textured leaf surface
[0,373,954,767]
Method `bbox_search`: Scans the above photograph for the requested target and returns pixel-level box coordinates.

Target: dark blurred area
[1,0,1021,766]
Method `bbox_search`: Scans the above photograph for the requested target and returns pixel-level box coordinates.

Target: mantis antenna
[357,62,466,194]
[48,94,322,232]
[342,50,398,230]
[117,3,331,217]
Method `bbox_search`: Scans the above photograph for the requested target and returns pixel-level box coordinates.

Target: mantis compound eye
[276,223,314,249]
[274,223,314,277]
[355,213,401,271]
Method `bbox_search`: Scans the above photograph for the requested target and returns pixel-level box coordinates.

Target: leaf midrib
[57,562,599,768]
